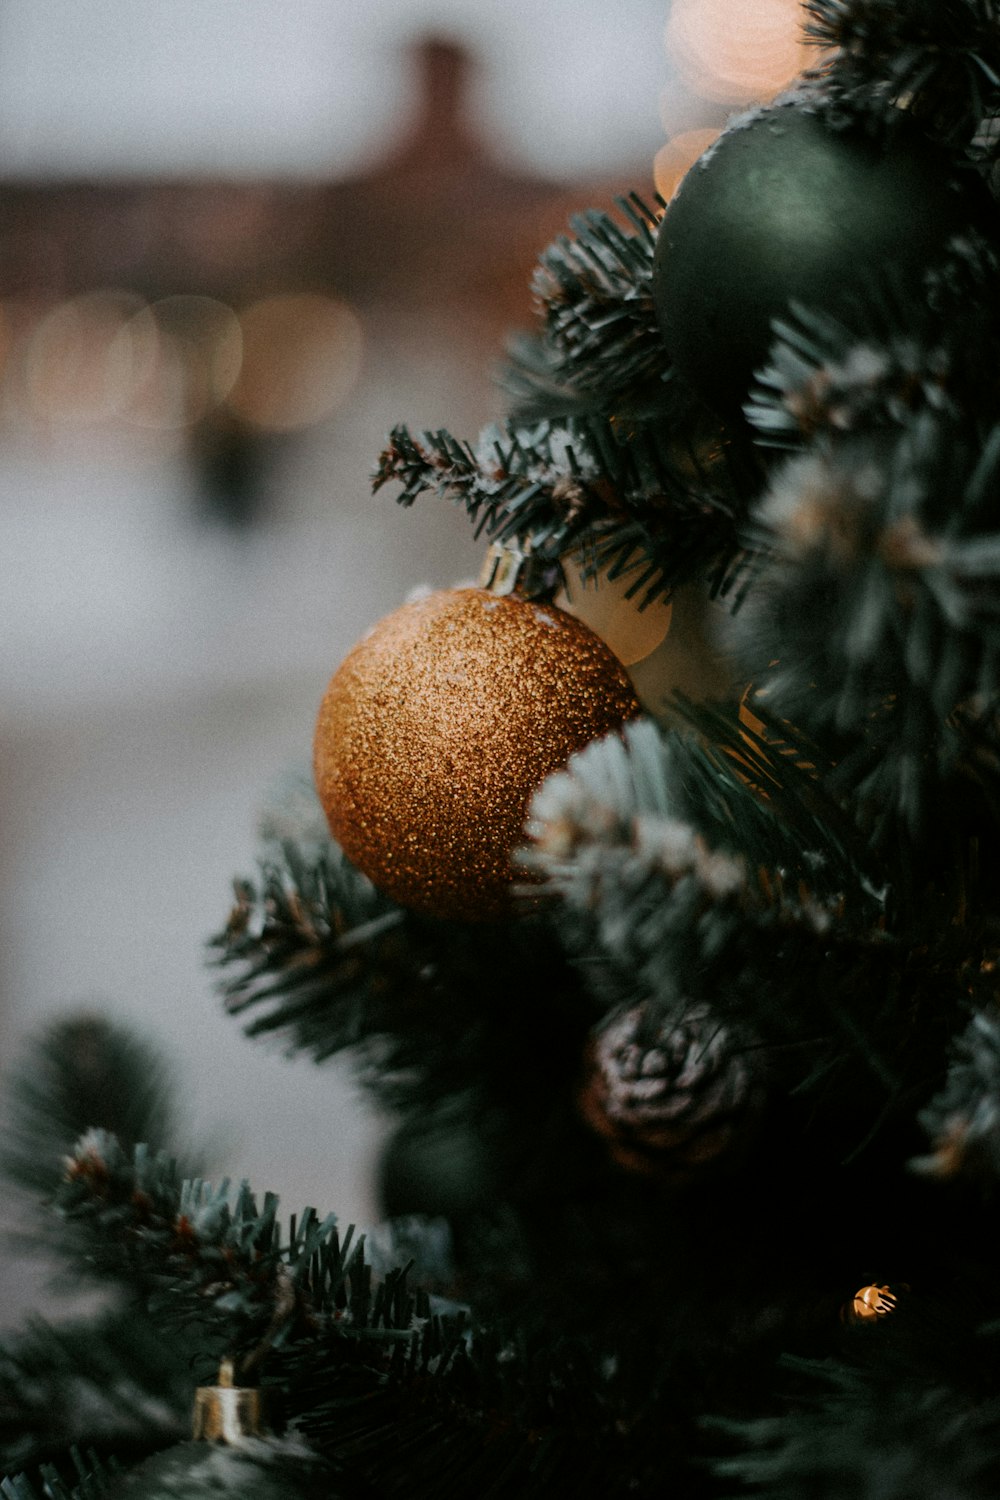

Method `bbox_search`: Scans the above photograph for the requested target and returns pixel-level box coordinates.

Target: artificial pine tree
[5,1,1000,1494]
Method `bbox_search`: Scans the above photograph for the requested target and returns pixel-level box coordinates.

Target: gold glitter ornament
[313,587,641,920]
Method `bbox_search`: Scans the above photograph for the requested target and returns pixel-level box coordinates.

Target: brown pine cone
[578,1002,764,1185]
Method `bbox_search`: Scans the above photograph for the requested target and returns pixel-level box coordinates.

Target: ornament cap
[479,538,530,596]
[192,1359,271,1444]
[479,538,560,600]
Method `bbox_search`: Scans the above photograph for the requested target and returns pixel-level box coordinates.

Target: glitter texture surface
[314,587,641,921]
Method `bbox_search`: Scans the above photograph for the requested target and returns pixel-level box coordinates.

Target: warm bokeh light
[23,291,147,425]
[21,291,245,434]
[226,294,363,432]
[125,295,243,430]
[653,127,721,200]
[153,295,244,409]
[0,301,25,413]
[557,553,673,667]
[665,0,809,106]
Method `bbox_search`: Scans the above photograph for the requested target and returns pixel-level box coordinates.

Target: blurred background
[0,0,810,1318]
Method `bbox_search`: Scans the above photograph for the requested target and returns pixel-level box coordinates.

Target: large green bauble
[377,1113,498,1225]
[653,105,996,418]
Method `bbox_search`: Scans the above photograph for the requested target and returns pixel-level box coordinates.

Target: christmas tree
[5,2,1000,1494]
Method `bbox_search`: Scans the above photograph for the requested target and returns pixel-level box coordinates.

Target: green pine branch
[735,408,1000,851]
[499,331,604,423]
[0,1313,188,1476]
[495,194,767,563]
[746,238,1000,450]
[374,417,748,605]
[524,713,880,942]
[522,712,883,1024]
[55,1132,412,1374]
[1,1452,116,1500]
[713,1346,1000,1500]
[803,0,1000,155]
[373,184,772,606]
[747,299,962,450]
[521,712,995,1140]
[1,1015,202,1209]
[210,837,411,1067]
[39,1140,678,1499]
[736,245,1000,854]
[516,195,666,409]
[211,831,589,1116]
[274,1321,631,1500]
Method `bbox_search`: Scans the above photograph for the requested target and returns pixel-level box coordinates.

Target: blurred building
[0,31,654,1323]
[0,37,646,524]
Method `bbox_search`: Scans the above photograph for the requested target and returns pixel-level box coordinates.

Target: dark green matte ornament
[377,1113,498,1225]
[653,104,996,418]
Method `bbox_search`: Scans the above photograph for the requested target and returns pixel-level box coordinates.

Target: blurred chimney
[405,36,480,162]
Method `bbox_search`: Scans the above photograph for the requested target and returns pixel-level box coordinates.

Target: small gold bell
[192,1358,270,1444]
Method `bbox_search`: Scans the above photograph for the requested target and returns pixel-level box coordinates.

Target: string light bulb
[843,1282,908,1325]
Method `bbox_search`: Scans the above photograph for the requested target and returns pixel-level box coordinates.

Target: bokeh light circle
[226,294,363,432]
[654,128,721,200]
[123,295,242,430]
[24,290,147,425]
[665,0,809,106]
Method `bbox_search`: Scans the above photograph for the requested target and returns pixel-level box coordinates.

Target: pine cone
[578,1002,763,1185]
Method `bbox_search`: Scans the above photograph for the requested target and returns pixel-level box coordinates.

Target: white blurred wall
[0,0,668,178]
[0,0,672,1324]
[0,332,486,1318]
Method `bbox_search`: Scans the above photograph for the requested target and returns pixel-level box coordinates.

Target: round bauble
[377,1112,498,1225]
[314,587,640,920]
[654,105,997,417]
[110,1436,343,1500]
